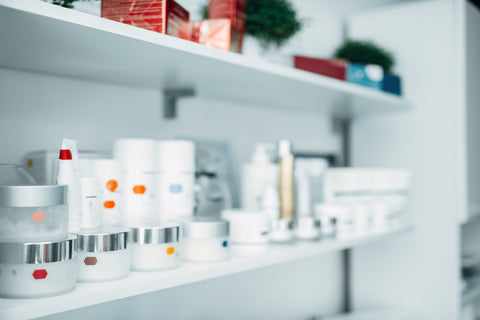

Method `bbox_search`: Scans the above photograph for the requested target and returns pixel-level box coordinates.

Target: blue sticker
[222,241,228,247]
[169,184,183,194]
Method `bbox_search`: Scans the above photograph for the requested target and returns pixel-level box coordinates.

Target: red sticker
[33,269,48,279]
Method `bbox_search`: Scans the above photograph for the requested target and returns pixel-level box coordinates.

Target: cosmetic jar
[295,216,321,240]
[76,228,129,282]
[270,219,295,243]
[221,210,270,245]
[130,224,181,271]
[0,185,68,242]
[182,218,229,262]
[0,235,77,298]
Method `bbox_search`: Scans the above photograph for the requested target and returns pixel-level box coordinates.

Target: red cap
[59,149,72,160]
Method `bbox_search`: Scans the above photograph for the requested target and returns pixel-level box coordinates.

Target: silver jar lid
[0,235,76,264]
[130,224,180,245]
[0,185,67,207]
[182,218,229,239]
[77,228,129,252]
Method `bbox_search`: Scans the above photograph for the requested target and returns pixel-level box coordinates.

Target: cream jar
[0,185,68,242]
[0,235,76,298]
[221,210,270,245]
[130,224,181,271]
[182,218,229,262]
[76,228,130,282]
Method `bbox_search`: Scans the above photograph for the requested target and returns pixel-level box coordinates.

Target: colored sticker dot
[222,241,228,247]
[169,184,183,194]
[166,247,175,255]
[106,179,118,192]
[132,185,146,194]
[27,159,34,168]
[31,211,46,222]
[33,269,48,280]
[104,200,116,209]
[84,257,98,266]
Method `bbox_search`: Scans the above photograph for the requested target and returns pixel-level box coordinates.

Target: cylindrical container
[92,159,122,227]
[113,139,157,226]
[130,224,181,271]
[0,185,68,242]
[76,228,130,282]
[278,140,295,221]
[80,177,101,230]
[270,219,295,243]
[295,216,321,240]
[0,235,77,298]
[221,210,270,244]
[156,140,195,221]
[182,218,229,262]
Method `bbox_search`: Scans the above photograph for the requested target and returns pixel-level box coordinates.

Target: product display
[182,218,229,262]
[294,158,328,218]
[76,228,129,282]
[270,219,294,243]
[129,224,181,271]
[346,63,384,90]
[295,216,321,240]
[80,177,101,230]
[278,140,295,222]
[92,159,122,227]
[221,210,270,244]
[208,0,246,53]
[293,56,347,80]
[0,235,77,298]
[113,139,157,226]
[189,19,231,51]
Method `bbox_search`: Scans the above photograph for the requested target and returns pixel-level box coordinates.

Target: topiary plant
[334,40,395,72]
[202,0,302,48]
[52,0,98,9]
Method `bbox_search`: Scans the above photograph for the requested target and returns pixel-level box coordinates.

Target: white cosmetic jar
[76,228,130,283]
[0,185,68,242]
[0,235,77,298]
[221,210,270,245]
[129,224,181,271]
[182,218,230,262]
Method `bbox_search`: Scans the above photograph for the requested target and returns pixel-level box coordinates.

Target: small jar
[0,185,68,242]
[130,224,181,271]
[0,235,76,298]
[182,218,229,262]
[76,228,130,282]
[221,210,270,245]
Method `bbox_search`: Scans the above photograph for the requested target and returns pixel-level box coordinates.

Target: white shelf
[0,0,409,118]
[0,224,411,320]
[323,309,413,320]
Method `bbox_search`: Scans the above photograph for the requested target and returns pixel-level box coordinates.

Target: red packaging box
[189,19,231,51]
[208,0,245,53]
[102,0,190,39]
[293,56,347,81]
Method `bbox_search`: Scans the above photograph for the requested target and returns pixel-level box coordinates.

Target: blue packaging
[346,63,383,90]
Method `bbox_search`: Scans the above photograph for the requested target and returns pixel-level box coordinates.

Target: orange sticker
[166,247,175,255]
[104,200,116,209]
[106,179,118,192]
[31,211,46,222]
[133,185,146,194]
[84,257,98,265]
[27,159,34,168]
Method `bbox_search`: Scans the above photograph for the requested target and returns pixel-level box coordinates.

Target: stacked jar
[92,159,122,227]
[0,165,77,298]
[113,139,157,226]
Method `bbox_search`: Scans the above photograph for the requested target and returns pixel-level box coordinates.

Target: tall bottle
[278,140,295,221]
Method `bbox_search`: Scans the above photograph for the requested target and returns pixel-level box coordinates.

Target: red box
[208,0,245,53]
[189,19,231,51]
[102,0,190,39]
[293,56,347,81]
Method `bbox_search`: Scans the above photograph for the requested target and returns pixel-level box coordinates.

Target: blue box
[346,63,384,90]
[382,73,402,96]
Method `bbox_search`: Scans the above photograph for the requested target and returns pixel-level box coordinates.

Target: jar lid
[130,224,180,244]
[182,218,229,239]
[0,234,76,264]
[77,228,129,252]
[0,185,67,207]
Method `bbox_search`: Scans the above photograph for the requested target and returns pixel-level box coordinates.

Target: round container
[156,140,195,221]
[221,210,270,244]
[0,235,77,298]
[270,219,295,243]
[182,218,229,262]
[129,224,181,271]
[92,159,121,193]
[0,185,68,242]
[76,228,129,282]
[295,216,321,240]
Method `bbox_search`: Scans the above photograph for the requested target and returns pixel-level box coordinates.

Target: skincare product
[221,210,270,244]
[156,140,195,221]
[80,177,101,229]
[270,219,295,243]
[182,218,229,262]
[277,140,295,222]
[130,224,181,271]
[92,159,122,227]
[0,235,77,298]
[76,228,129,282]
[295,216,321,240]
[113,139,157,226]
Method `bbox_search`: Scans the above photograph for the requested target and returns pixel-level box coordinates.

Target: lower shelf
[0,223,411,320]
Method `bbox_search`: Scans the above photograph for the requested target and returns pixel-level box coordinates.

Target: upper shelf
[0,223,411,320]
[0,0,410,118]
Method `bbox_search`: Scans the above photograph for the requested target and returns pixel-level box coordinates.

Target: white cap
[277,139,292,158]
[156,140,195,172]
[81,177,100,197]
[113,139,156,171]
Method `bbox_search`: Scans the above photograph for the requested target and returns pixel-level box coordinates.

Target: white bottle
[242,144,278,211]
[80,177,101,229]
[156,140,195,221]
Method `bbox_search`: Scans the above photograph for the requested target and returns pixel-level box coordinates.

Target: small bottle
[278,139,295,222]
[80,177,101,229]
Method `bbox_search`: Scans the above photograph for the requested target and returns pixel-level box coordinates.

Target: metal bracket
[163,88,196,119]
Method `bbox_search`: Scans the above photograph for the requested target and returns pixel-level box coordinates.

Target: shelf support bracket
[163,88,196,119]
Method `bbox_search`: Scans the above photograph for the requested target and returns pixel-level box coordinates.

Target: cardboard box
[208,0,245,53]
[346,63,384,90]
[293,56,347,80]
[101,0,190,39]
[382,73,402,95]
[189,19,231,51]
